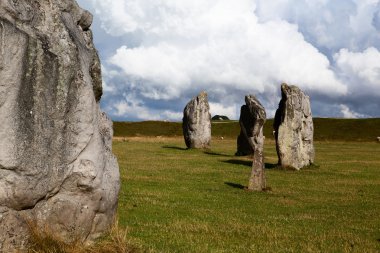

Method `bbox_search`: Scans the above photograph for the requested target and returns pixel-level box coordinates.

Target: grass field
[113,118,380,142]
[113,136,380,253]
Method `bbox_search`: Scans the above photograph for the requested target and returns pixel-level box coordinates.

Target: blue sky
[77,0,380,121]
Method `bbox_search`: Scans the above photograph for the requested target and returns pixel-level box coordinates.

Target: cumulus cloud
[98,0,346,96]
[373,5,380,31]
[255,0,380,52]
[111,92,183,121]
[340,104,367,118]
[334,47,380,96]
[209,102,239,120]
[77,0,380,120]
[108,18,347,98]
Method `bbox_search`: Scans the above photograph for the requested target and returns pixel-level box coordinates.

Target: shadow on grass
[265,163,279,169]
[223,160,282,170]
[162,145,188,151]
[223,159,251,167]
[203,151,232,157]
[224,182,245,189]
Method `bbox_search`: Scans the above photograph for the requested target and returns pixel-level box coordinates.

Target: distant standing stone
[212,115,230,121]
[238,95,267,191]
[236,103,254,156]
[274,83,315,170]
[183,91,212,148]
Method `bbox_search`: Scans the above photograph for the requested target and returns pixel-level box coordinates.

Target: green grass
[114,121,184,138]
[114,137,380,253]
[113,118,380,142]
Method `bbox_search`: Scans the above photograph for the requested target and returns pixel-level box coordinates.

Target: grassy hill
[113,118,380,142]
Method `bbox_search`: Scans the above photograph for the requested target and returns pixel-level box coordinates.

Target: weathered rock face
[183,91,211,149]
[237,95,266,191]
[274,83,315,170]
[0,0,120,250]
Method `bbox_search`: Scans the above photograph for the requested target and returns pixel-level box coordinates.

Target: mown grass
[114,137,380,252]
[27,118,380,252]
[113,118,380,142]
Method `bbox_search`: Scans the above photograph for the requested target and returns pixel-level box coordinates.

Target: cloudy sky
[77,0,380,121]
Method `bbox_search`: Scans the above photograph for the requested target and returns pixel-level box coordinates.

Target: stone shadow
[223,160,280,170]
[265,163,279,169]
[223,159,251,167]
[224,182,245,189]
[203,151,232,157]
[162,145,188,151]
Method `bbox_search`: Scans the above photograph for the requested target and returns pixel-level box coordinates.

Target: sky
[77,0,380,121]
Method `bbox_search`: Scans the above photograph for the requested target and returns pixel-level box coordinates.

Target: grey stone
[237,95,267,191]
[183,91,211,149]
[0,0,120,251]
[274,83,315,170]
[78,10,93,31]
[236,103,254,156]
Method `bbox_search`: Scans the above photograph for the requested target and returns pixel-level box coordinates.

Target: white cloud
[87,0,141,36]
[209,102,239,119]
[334,47,380,96]
[340,104,366,118]
[255,0,380,52]
[100,65,116,92]
[77,0,380,120]
[102,0,347,102]
[112,92,182,121]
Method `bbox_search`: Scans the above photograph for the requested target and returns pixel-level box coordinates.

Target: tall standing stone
[273,83,315,170]
[238,95,267,191]
[183,91,211,149]
[236,103,254,156]
[0,0,119,251]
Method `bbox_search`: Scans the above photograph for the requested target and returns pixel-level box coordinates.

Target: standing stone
[238,95,267,191]
[183,91,211,149]
[274,83,315,170]
[0,0,120,251]
[236,103,254,156]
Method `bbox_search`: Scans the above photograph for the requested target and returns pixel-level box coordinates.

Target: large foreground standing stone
[0,0,120,251]
[238,95,267,191]
[183,91,211,148]
[273,83,315,170]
